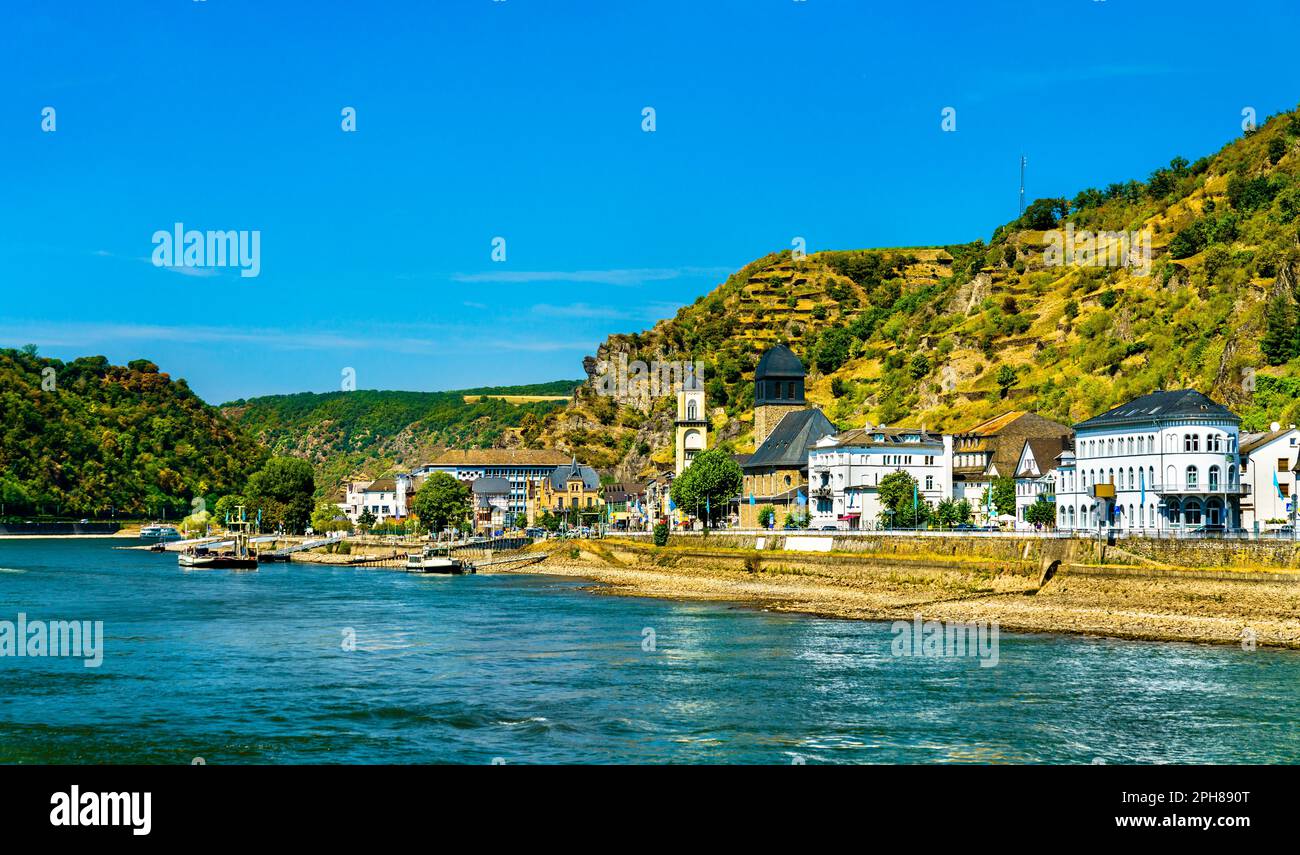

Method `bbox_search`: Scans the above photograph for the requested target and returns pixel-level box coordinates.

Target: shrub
[652,523,668,547]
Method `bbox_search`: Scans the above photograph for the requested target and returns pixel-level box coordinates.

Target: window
[1208,434,1221,452]
[1184,500,1202,525]
[787,381,796,399]
[925,475,934,491]
[1280,459,1291,473]
[686,400,697,420]
[1186,466,1198,489]
[1208,466,1220,491]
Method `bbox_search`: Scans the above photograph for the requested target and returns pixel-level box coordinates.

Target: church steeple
[752,344,807,446]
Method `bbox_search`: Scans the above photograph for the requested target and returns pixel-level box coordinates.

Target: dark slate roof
[471,476,512,494]
[744,408,836,470]
[754,344,805,380]
[732,453,754,467]
[548,459,601,490]
[1074,389,1239,431]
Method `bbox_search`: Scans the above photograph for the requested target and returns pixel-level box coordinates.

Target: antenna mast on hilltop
[1019,155,1027,216]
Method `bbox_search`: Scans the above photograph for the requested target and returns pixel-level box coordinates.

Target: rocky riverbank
[523,538,1300,649]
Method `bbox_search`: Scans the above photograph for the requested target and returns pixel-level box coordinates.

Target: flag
[1275,469,1285,500]
[1139,467,1146,507]
[749,492,755,506]
[705,496,710,515]
[796,490,806,506]
[668,498,676,511]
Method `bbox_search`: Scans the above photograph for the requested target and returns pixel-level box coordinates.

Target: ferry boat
[405,545,470,574]
[178,507,258,570]
[140,523,181,540]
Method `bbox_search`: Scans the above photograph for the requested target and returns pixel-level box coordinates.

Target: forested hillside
[0,347,266,519]
[536,105,1300,478]
[221,381,581,490]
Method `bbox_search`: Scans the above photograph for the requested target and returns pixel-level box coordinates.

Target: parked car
[818,525,839,531]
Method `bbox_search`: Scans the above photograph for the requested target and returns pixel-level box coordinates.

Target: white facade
[1012,441,1059,530]
[1056,391,1242,533]
[808,429,953,529]
[1240,427,1299,532]
[340,474,413,525]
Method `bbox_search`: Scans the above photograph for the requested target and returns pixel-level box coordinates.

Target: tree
[1261,293,1300,365]
[311,500,349,533]
[877,470,930,528]
[411,472,470,535]
[357,508,377,533]
[1025,497,1057,528]
[981,476,1016,518]
[935,497,971,528]
[996,365,1018,398]
[813,327,853,373]
[245,457,316,533]
[1021,197,1069,230]
[670,448,743,532]
[757,505,776,528]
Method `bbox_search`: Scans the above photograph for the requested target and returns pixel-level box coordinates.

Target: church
[738,344,835,528]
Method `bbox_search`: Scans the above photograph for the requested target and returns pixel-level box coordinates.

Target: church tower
[752,344,807,447]
[674,370,707,475]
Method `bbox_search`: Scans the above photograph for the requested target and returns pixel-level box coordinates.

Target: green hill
[539,105,1300,477]
[0,348,266,519]
[221,381,581,491]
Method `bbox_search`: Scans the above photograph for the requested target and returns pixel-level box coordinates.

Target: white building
[808,427,953,529]
[1057,389,1242,533]
[340,474,414,525]
[1012,438,1071,530]
[410,449,571,525]
[1239,425,1299,532]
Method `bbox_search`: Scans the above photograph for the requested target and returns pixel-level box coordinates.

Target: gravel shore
[525,540,1300,649]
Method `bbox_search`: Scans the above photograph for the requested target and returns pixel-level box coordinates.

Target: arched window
[1186,466,1199,489]
[1149,467,1155,490]
[1069,506,1076,528]
[686,400,698,420]
[1128,504,1134,529]
[1166,465,1176,488]
[1185,499,1202,526]
[1149,503,1156,528]
[1208,433,1221,452]
[1108,438,1114,455]
[1228,465,1237,488]
[1206,498,1223,527]
[1208,465,1220,491]
[1167,498,1181,526]
[1108,468,1114,484]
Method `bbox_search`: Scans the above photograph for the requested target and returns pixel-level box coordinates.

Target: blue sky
[3,0,1297,404]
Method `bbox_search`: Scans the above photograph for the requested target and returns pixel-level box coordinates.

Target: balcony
[1152,481,1243,495]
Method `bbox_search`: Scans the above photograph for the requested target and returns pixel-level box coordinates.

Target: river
[1,539,1296,763]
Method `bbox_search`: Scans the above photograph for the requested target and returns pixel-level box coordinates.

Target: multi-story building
[951,411,1073,523]
[411,449,571,525]
[528,458,604,526]
[807,427,953,530]
[1012,437,1072,530]
[1058,389,1242,533]
[1239,425,1299,532]
[471,477,511,534]
[339,474,414,525]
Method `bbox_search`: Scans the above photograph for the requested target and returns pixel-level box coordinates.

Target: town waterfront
[1,539,1298,764]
